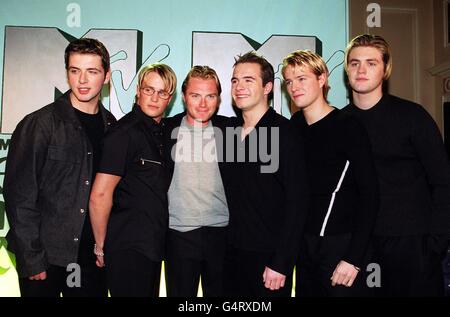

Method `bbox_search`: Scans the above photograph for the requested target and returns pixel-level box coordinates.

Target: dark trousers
[296,233,372,297]
[165,226,227,297]
[106,249,161,297]
[223,246,293,297]
[19,260,107,297]
[372,235,446,297]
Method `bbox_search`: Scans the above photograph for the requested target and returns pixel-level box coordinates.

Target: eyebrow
[68,66,102,72]
[349,58,380,63]
[231,76,256,81]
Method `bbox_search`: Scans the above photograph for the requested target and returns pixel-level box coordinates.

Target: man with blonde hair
[89,63,177,297]
[282,50,378,297]
[163,65,229,297]
[343,34,450,296]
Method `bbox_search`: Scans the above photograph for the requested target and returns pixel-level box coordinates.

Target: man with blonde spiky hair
[343,34,450,297]
[283,50,378,297]
[89,63,177,297]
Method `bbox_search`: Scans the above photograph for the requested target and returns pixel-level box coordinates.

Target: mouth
[234,94,249,99]
[356,78,368,81]
[78,88,90,95]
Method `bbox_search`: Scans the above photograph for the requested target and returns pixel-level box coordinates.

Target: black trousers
[106,249,161,297]
[19,256,107,297]
[165,226,227,297]
[296,233,372,297]
[223,246,293,297]
[371,235,446,297]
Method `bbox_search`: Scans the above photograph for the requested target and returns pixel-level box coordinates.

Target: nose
[290,80,301,92]
[357,63,366,74]
[199,97,208,108]
[151,91,159,102]
[233,80,245,91]
[79,71,88,84]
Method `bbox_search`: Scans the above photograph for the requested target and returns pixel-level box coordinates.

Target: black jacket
[4,91,116,278]
[224,108,310,275]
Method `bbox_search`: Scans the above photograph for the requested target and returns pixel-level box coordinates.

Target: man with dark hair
[163,65,229,297]
[343,34,450,296]
[4,38,115,297]
[223,51,309,297]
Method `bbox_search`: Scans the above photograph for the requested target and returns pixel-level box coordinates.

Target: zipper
[140,158,162,165]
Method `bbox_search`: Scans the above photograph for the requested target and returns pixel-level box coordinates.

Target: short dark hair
[64,38,110,72]
[233,51,274,101]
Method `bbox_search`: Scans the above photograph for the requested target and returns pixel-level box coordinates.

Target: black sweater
[223,107,310,275]
[344,94,450,237]
[290,108,379,267]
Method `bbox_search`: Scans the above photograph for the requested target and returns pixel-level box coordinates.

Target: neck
[186,116,209,127]
[242,103,269,129]
[241,103,269,140]
[302,99,333,125]
[352,88,383,110]
[70,93,99,114]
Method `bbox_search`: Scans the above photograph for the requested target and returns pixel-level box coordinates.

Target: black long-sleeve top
[344,94,450,237]
[223,107,309,275]
[290,108,379,267]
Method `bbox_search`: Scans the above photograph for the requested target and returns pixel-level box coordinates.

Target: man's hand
[330,260,359,287]
[262,267,286,290]
[29,271,47,280]
[95,255,105,268]
[94,244,105,267]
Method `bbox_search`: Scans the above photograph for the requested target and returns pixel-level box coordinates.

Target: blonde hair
[182,65,221,95]
[344,34,392,80]
[137,63,177,94]
[282,50,330,101]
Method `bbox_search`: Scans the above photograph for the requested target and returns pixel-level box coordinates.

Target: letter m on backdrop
[192,32,322,118]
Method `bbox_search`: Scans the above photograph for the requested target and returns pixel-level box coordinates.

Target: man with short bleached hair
[89,63,176,297]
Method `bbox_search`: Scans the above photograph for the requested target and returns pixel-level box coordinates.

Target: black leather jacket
[4,91,116,278]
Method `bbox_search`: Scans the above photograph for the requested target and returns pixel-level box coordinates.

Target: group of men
[3,34,450,297]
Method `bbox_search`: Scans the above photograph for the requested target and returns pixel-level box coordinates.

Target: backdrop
[0,0,349,296]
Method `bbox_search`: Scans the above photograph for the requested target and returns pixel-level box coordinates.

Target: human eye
[143,87,154,94]
[159,91,170,99]
[285,80,292,86]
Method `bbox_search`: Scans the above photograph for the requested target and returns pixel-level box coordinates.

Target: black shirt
[99,105,168,261]
[74,108,104,179]
[343,94,450,237]
[74,108,105,264]
[224,107,309,275]
[290,108,379,267]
